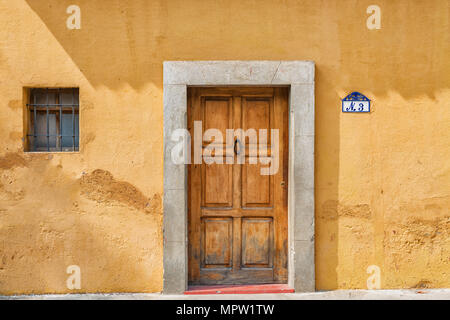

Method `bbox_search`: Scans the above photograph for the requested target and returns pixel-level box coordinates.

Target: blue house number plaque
[342,92,370,113]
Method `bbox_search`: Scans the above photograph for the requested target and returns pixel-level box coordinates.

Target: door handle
[234,138,241,156]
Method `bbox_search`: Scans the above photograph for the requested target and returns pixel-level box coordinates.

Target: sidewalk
[2,289,449,300]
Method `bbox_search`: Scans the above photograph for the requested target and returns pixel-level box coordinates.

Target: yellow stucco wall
[0,0,448,294]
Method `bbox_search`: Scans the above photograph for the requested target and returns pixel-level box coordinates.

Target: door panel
[202,218,233,267]
[203,97,233,141]
[188,87,288,285]
[242,97,272,146]
[202,162,233,207]
[242,161,273,207]
[241,218,273,268]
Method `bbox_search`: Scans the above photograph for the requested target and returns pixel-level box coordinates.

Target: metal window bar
[27,88,79,152]
[46,88,49,152]
[59,89,62,151]
[72,88,75,152]
[33,92,37,151]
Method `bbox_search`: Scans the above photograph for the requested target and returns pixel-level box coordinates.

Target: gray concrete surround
[163,61,315,294]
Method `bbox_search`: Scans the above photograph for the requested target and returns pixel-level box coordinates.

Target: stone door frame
[163,61,315,294]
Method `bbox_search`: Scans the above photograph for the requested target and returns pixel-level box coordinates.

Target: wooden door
[188,87,289,285]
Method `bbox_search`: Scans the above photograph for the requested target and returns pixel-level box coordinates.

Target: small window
[26,88,79,152]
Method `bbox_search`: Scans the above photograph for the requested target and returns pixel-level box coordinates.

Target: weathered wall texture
[0,0,449,294]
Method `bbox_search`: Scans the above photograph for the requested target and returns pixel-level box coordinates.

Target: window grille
[26,88,79,152]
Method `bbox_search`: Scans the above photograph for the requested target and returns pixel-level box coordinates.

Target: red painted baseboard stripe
[184,284,294,295]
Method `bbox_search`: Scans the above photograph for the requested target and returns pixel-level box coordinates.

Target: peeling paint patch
[385,217,449,251]
[82,132,96,145]
[8,132,22,141]
[414,280,432,289]
[384,216,450,287]
[147,193,162,215]
[7,100,21,110]
[320,200,372,220]
[0,153,28,170]
[79,169,161,214]
[0,182,25,201]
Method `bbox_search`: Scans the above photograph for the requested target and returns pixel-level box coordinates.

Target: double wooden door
[188,87,289,285]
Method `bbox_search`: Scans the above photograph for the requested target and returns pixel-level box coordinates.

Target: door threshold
[184,284,294,295]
